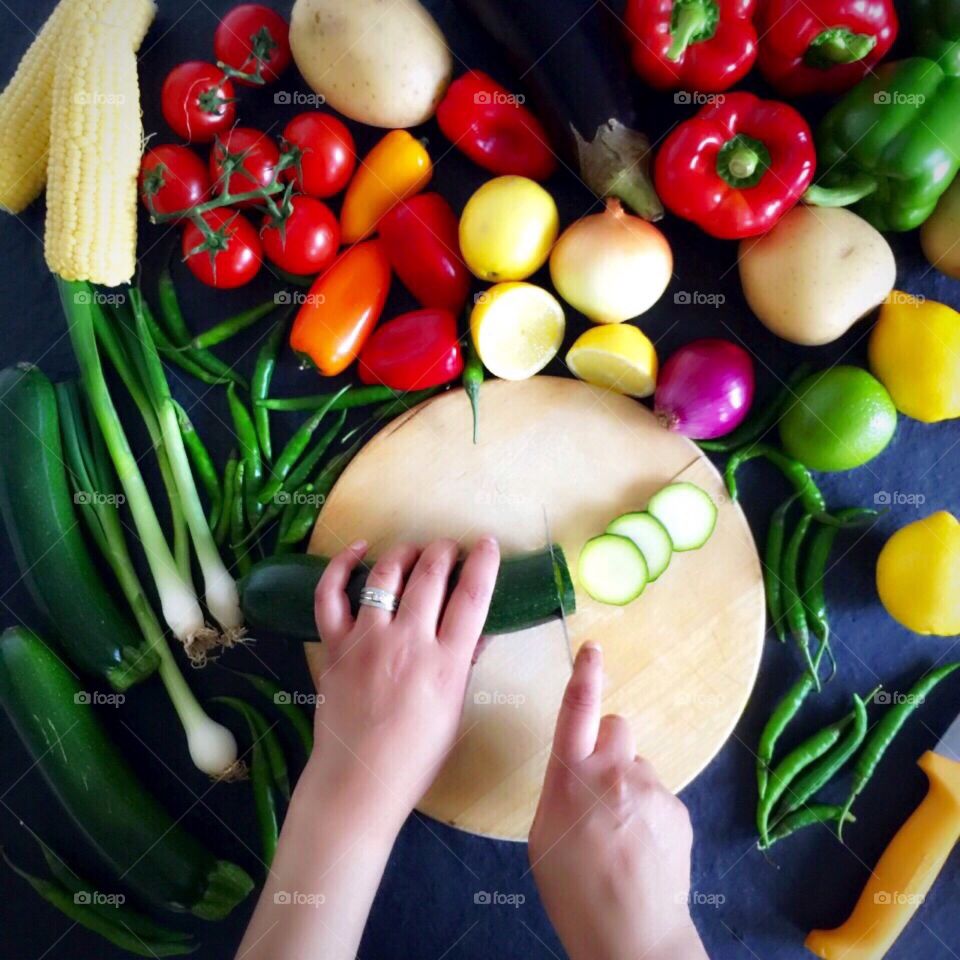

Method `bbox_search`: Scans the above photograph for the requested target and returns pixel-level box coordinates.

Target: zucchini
[0,626,253,919]
[239,546,576,641]
[605,512,673,581]
[0,364,157,690]
[647,482,717,551]
[578,534,648,605]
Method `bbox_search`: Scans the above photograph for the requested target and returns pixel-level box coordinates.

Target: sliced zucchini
[578,534,648,606]
[606,512,673,580]
[647,482,717,552]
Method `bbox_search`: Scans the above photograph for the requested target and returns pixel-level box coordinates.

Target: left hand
[306,536,501,831]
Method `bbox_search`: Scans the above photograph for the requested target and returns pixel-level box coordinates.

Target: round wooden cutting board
[306,377,765,840]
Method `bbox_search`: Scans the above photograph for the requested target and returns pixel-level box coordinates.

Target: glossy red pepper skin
[757,0,897,96]
[625,0,757,92]
[378,194,470,314]
[653,92,815,239]
[436,70,557,181]
[358,309,463,391]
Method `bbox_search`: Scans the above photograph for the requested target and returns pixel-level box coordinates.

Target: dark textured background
[1,1,959,957]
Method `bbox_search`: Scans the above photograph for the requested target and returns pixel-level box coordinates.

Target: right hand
[528,642,709,960]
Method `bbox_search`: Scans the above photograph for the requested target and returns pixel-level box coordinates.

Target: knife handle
[805,751,960,960]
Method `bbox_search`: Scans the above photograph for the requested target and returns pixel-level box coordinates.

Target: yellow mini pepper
[339,130,432,244]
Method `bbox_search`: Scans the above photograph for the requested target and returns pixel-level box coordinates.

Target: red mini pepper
[358,309,463,391]
[653,92,815,239]
[625,0,757,92]
[378,194,470,314]
[436,70,556,181]
[757,0,898,97]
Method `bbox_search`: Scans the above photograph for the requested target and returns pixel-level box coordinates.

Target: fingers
[396,538,459,634]
[548,642,604,769]
[594,714,635,761]
[355,543,420,631]
[314,540,368,646]
[439,536,500,651]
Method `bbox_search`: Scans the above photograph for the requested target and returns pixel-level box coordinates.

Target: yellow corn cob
[44,0,156,287]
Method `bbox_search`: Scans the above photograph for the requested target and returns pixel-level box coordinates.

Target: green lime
[779,366,897,472]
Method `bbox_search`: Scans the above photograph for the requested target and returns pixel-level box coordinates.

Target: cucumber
[647,482,717,551]
[0,627,253,919]
[577,534,648,605]
[0,364,158,690]
[605,512,673,580]
[239,547,576,641]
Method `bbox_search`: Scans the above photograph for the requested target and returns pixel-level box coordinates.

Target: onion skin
[654,339,755,439]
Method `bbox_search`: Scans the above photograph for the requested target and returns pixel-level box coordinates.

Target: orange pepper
[289,240,392,376]
[339,130,432,244]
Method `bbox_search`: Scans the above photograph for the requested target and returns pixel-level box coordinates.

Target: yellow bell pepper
[339,130,431,244]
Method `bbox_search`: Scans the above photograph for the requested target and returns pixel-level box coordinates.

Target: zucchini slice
[647,482,717,551]
[605,512,673,580]
[577,534,648,606]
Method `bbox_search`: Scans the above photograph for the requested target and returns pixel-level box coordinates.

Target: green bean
[251,316,288,461]
[236,671,314,756]
[699,363,814,453]
[230,462,252,575]
[725,443,829,518]
[838,661,960,836]
[190,300,277,350]
[463,339,484,444]
[173,402,222,527]
[765,495,798,643]
[215,454,238,548]
[782,513,821,689]
[762,804,854,848]
[257,384,401,412]
[227,383,264,520]
[757,712,851,847]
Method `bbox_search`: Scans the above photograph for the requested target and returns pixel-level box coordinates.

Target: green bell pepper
[804,58,960,231]
[913,0,960,76]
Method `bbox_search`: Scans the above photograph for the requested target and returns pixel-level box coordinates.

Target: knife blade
[542,504,573,668]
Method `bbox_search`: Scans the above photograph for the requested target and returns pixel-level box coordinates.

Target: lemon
[876,511,960,636]
[459,176,559,282]
[868,295,960,423]
[565,324,658,397]
[470,282,565,380]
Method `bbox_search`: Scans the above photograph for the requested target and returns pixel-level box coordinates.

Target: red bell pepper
[625,0,757,92]
[378,194,470,314]
[757,0,897,96]
[358,308,464,390]
[436,70,556,181]
[653,92,815,239]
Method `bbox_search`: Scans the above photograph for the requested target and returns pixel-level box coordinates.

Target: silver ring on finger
[358,586,400,613]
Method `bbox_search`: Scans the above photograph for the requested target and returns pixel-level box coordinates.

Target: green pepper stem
[666,0,710,61]
[803,173,879,207]
[805,27,877,69]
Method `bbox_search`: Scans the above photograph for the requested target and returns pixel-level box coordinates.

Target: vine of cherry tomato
[261,196,340,277]
[182,208,263,290]
[209,127,281,206]
[214,4,291,85]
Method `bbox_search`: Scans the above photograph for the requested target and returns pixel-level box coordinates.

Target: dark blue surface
[0,1,958,958]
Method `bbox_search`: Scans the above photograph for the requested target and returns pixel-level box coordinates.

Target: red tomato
[261,196,340,276]
[281,112,355,198]
[161,61,237,143]
[139,145,210,219]
[182,208,262,289]
[209,127,280,207]
[214,4,291,86]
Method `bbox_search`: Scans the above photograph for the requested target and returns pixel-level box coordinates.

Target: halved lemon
[565,323,658,397]
[470,282,565,380]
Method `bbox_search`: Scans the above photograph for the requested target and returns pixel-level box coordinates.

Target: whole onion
[654,339,755,439]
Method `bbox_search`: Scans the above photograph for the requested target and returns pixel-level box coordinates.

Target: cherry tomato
[139,145,210,219]
[161,61,237,143]
[182,208,262,289]
[261,196,340,277]
[209,127,280,207]
[214,4,291,86]
[281,112,355,199]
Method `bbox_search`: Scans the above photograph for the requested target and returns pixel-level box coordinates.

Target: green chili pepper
[463,340,484,444]
[837,661,960,836]
[251,316,289,461]
[214,697,290,799]
[215,454,239,549]
[765,494,799,644]
[276,483,313,548]
[700,363,814,453]
[236,671,314,756]
[257,384,402,413]
[227,384,264,521]
[157,266,192,344]
[190,300,277,350]
[782,513,822,689]
[230,462,252,575]
[725,443,830,519]
[762,804,855,848]
[173,402,222,528]
[341,387,441,445]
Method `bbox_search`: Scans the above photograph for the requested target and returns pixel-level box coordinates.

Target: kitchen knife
[542,504,574,668]
[806,709,960,960]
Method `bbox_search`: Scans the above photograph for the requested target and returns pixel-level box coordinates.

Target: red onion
[654,338,755,439]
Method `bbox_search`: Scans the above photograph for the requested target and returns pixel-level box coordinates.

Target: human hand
[529,643,708,960]
[306,536,500,834]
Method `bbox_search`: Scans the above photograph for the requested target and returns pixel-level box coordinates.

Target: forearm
[236,761,400,960]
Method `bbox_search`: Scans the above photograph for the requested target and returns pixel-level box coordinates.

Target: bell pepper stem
[666,0,711,61]
[803,173,879,207]
[727,145,759,181]
[805,27,877,69]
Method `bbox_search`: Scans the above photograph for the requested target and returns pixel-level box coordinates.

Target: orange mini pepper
[289,239,392,376]
[339,130,432,244]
